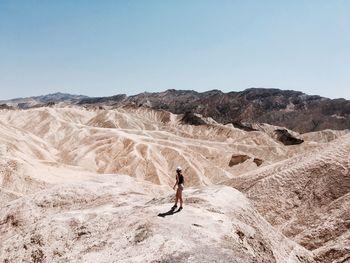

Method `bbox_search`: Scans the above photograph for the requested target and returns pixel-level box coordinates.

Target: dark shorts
[178,184,184,191]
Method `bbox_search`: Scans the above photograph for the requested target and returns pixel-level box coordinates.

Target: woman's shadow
[158,207,182,217]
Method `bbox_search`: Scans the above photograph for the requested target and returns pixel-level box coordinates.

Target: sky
[0,0,349,100]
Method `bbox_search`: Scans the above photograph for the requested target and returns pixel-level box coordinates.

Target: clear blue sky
[0,0,349,100]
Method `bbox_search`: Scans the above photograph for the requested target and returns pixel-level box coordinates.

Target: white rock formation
[0,106,348,262]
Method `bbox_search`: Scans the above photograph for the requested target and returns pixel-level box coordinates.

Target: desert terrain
[0,105,349,262]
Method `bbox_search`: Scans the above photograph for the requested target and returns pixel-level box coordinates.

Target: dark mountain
[0,104,14,110]
[120,88,350,133]
[77,94,127,105]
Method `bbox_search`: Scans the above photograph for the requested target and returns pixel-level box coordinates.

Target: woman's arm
[173,174,179,190]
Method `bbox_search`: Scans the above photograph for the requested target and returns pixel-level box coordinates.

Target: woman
[172,166,184,210]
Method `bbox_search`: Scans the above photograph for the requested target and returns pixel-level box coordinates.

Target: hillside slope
[0,106,320,191]
[224,133,350,262]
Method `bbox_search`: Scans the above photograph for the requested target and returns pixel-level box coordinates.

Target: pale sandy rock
[300,129,350,143]
[0,107,321,185]
[225,133,350,262]
[0,175,314,263]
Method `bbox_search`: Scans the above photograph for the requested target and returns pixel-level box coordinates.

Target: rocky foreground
[1,175,315,263]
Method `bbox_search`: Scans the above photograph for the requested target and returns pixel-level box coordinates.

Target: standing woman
[172,166,184,210]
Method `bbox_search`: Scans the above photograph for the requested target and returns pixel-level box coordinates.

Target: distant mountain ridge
[32,92,89,103]
[2,88,350,133]
[0,92,89,108]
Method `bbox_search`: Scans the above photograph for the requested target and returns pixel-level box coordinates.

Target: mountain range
[1,88,349,133]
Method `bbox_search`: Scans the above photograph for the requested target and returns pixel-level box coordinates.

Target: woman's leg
[174,189,179,207]
[179,189,183,207]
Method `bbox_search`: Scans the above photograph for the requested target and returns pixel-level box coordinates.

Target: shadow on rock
[158,207,182,217]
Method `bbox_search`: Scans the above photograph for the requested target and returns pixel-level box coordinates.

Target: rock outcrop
[180,111,207,126]
[274,129,304,145]
[253,158,263,166]
[229,155,251,166]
